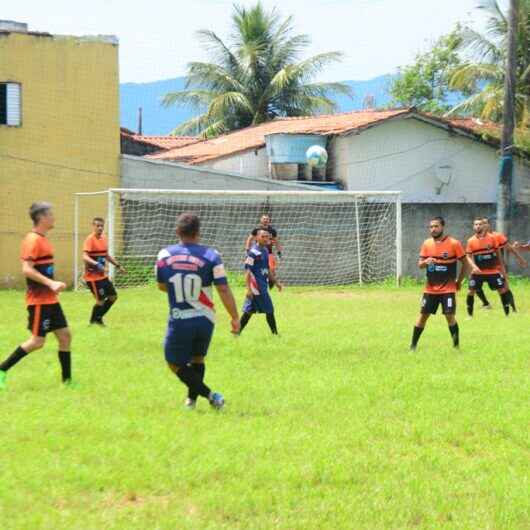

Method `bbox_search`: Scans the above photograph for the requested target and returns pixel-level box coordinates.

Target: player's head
[176,212,200,242]
[260,214,271,226]
[255,228,271,247]
[429,216,445,239]
[481,216,492,232]
[473,217,484,235]
[92,217,105,236]
[29,202,54,230]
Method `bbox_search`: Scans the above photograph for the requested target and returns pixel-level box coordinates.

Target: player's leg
[268,254,277,289]
[54,326,73,384]
[239,296,255,334]
[502,276,517,312]
[466,276,479,317]
[0,335,45,389]
[89,280,105,325]
[476,285,491,309]
[443,294,459,348]
[410,294,435,350]
[494,276,511,315]
[97,280,118,320]
[186,354,206,408]
[265,312,278,335]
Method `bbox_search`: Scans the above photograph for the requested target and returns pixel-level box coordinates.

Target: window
[0,82,22,126]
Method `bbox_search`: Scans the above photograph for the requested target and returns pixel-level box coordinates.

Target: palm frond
[206,92,254,120]
[161,89,214,109]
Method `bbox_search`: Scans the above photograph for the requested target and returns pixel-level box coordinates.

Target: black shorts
[87,278,117,301]
[28,303,68,337]
[469,274,505,291]
[421,293,456,315]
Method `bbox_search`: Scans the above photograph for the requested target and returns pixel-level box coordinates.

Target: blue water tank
[265,134,327,164]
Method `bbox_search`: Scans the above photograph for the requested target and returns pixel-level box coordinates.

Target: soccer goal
[74,188,402,289]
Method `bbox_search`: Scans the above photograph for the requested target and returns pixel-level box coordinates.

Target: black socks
[58,351,71,382]
[177,365,211,399]
[90,305,101,323]
[476,289,490,307]
[506,289,516,312]
[500,292,511,316]
[239,312,252,333]
[466,295,475,316]
[100,298,115,317]
[410,326,424,349]
[188,363,205,401]
[0,346,28,372]
[266,313,278,335]
[448,323,459,347]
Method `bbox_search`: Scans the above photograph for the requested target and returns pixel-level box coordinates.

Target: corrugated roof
[120,128,198,151]
[146,109,515,165]
[147,109,411,164]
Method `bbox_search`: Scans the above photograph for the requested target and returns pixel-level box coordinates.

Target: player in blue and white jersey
[156,213,240,410]
[239,229,283,335]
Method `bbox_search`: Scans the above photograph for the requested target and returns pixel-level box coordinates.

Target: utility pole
[137,107,143,135]
[497,0,518,236]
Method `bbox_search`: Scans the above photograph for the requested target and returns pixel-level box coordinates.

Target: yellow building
[0,20,120,288]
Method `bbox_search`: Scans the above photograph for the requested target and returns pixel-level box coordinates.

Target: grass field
[0,283,529,530]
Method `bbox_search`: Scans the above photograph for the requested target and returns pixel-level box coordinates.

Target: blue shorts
[242,293,274,314]
[164,318,214,366]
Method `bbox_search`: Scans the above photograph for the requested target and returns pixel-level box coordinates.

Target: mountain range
[120,75,395,136]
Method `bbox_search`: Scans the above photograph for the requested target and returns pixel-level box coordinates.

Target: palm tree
[447,0,529,127]
[163,2,352,137]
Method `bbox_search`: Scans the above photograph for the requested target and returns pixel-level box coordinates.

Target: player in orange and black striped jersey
[473,216,527,312]
[83,217,126,326]
[410,216,471,351]
[465,217,511,317]
[0,203,73,390]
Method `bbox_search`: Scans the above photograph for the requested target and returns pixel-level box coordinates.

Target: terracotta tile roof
[147,109,411,164]
[120,128,198,151]
[147,109,517,165]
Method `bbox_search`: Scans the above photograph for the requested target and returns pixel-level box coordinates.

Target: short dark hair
[93,217,105,224]
[481,216,490,223]
[474,216,484,223]
[176,212,200,238]
[431,216,445,226]
[29,202,52,225]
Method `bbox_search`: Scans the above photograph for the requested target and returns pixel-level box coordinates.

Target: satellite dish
[435,161,453,185]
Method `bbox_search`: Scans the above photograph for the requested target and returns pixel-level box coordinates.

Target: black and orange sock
[188,363,205,400]
[58,351,71,382]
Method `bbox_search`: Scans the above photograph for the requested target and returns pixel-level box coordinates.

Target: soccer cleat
[184,398,196,410]
[90,318,105,327]
[208,392,225,410]
[481,304,492,310]
[0,370,6,390]
[62,379,78,389]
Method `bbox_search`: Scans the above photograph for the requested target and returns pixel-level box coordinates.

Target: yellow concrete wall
[0,31,120,288]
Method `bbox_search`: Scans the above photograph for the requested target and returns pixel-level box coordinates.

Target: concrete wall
[202,148,269,179]
[0,30,120,288]
[121,155,313,191]
[402,203,530,278]
[329,117,530,203]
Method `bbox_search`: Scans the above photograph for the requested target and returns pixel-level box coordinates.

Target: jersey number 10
[169,273,203,302]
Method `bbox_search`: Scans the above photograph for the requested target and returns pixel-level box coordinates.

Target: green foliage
[163,2,352,137]
[390,28,465,113]
[448,0,530,127]
[1,286,530,529]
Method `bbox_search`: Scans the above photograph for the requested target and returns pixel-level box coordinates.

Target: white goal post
[74,188,402,289]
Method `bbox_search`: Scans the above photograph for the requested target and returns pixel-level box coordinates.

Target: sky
[4,0,490,83]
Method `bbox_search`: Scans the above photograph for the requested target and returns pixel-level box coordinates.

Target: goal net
[74,189,401,288]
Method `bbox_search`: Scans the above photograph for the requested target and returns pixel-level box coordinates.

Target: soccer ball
[306,145,328,168]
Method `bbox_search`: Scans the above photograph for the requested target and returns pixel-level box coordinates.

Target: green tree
[162,2,352,137]
[389,29,464,114]
[448,0,530,127]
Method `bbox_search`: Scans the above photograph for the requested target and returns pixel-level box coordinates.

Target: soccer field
[1,284,529,530]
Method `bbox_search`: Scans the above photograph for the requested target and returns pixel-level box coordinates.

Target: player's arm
[269,268,283,291]
[83,251,104,271]
[418,256,435,269]
[513,241,530,251]
[215,283,240,334]
[245,233,255,251]
[21,260,65,293]
[506,242,528,268]
[244,270,253,298]
[456,257,468,290]
[496,248,507,277]
[106,254,127,273]
[274,235,283,257]
[465,254,481,275]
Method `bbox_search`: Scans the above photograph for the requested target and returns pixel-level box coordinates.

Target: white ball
[306,145,328,168]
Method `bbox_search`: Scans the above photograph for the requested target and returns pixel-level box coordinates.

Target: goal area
[74,189,402,288]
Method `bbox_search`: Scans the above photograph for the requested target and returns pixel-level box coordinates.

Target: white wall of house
[203,148,269,179]
[329,117,530,203]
